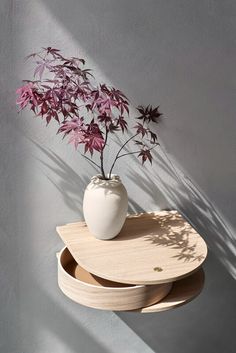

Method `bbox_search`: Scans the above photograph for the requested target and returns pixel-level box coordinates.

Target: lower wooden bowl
[58,247,172,311]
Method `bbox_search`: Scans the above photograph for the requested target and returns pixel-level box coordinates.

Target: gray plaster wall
[0,1,236,352]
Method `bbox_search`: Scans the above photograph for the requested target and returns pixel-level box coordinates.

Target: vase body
[83,174,128,240]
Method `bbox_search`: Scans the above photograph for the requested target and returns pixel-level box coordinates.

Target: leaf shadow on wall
[30,140,94,214]
[31,137,236,278]
[37,0,236,261]
[127,147,236,278]
[17,1,236,352]
[27,137,236,353]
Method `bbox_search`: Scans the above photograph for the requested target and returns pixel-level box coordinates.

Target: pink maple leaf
[58,118,85,136]
[16,82,37,110]
[68,129,86,149]
[84,133,104,155]
[34,60,54,79]
[84,122,104,155]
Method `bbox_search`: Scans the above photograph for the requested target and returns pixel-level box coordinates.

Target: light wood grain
[57,211,207,285]
[134,268,205,313]
[58,247,173,311]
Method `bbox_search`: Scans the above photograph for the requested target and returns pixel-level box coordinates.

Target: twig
[117,143,159,159]
[81,154,100,169]
[100,128,109,179]
[108,133,138,178]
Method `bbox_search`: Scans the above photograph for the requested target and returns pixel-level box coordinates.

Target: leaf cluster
[16,47,163,175]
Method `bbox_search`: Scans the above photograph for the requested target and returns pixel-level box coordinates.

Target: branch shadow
[126,148,236,278]
[16,138,158,353]
[17,3,236,352]
[115,211,205,263]
[21,136,236,353]
[28,134,236,276]
[118,149,236,352]
[28,139,90,214]
[28,0,234,275]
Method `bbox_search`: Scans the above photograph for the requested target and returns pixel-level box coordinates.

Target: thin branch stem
[108,133,138,178]
[117,150,140,158]
[81,154,100,169]
[117,143,159,159]
[100,127,109,179]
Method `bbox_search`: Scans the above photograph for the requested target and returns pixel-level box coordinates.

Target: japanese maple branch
[108,133,138,178]
[81,154,100,169]
[100,127,109,179]
[118,143,159,159]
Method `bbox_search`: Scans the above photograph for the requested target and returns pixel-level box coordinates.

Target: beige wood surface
[134,268,205,313]
[56,210,207,285]
[58,247,172,311]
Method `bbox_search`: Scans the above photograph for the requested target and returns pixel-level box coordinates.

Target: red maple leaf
[84,122,104,155]
[58,118,84,136]
[68,130,86,149]
[138,149,153,164]
[117,116,128,133]
[134,123,148,137]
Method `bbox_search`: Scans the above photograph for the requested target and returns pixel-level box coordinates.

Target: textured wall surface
[0,1,236,352]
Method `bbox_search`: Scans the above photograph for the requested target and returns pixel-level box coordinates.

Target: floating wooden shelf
[58,247,172,311]
[56,211,207,312]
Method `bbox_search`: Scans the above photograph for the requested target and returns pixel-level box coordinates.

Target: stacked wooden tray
[56,211,207,312]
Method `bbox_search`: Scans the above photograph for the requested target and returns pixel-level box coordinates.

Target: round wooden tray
[58,247,204,312]
[58,247,172,311]
[57,211,207,285]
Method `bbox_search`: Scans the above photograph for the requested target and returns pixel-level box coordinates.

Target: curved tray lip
[74,260,205,286]
[58,247,145,291]
[132,267,205,313]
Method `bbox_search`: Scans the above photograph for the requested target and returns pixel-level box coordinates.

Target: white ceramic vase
[83,174,128,240]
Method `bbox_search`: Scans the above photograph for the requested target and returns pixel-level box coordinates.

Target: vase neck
[89,174,122,188]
